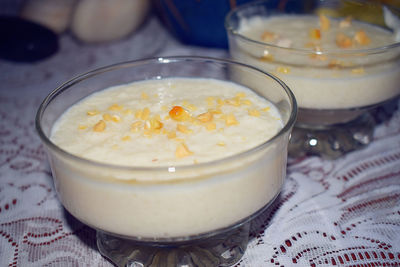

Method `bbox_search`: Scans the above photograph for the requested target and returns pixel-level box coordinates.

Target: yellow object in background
[317,0,400,26]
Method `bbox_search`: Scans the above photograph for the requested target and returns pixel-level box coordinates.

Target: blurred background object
[152,0,315,48]
[0,16,59,62]
[70,0,150,43]
[20,0,76,34]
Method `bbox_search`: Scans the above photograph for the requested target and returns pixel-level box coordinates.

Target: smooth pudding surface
[51,78,282,167]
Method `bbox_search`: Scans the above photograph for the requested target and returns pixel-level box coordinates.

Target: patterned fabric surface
[1,17,400,267]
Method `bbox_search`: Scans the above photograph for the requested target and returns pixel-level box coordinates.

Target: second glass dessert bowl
[35,57,296,267]
[225,0,400,158]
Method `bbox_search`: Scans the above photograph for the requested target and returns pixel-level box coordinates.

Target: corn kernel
[225,114,238,126]
[217,98,224,106]
[103,113,112,121]
[225,97,241,106]
[87,110,99,116]
[262,107,270,112]
[169,132,178,139]
[175,143,193,158]
[206,96,215,107]
[319,14,330,31]
[169,106,190,121]
[354,30,370,45]
[336,33,353,48]
[339,16,352,28]
[112,115,121,122]
[236,92,246,98]
[277,66,291,74]
[141,107,150,120]
[260,53,274,62]
[123,109,133,115]
[122,135,131,141]
[141,92,149,100]
[78,125,87,130]
[261,31,278,42]
[209,109,222,114]
[130,121,142,132]
[309,28,321,40]
[177,124,192,134]
[248,109,261,117]
[217,142,226,146]
[108,104,123,111]
[197,112,213,123]
[351,68,365,74]
[242,99,252,106]
[93,120,106,132]
[206,122,216,131]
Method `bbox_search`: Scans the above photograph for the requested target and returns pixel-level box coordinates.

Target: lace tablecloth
[1,17,400,267]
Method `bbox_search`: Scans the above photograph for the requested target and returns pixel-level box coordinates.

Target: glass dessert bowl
[225,0,400,158]
[35,57,296,267]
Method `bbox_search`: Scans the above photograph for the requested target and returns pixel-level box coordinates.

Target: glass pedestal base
[289,113,375,159]
[97,222,250,267]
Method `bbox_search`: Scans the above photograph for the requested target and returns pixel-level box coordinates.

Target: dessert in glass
[225,0,400,158]
[35,57,296,267]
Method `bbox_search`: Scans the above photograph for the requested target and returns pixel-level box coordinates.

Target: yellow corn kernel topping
[277,66,291,74]
[351,68,365,74]
[197,112,213,123]
[103,113,112,121]
[141,107,150,120]
[339,16,352,28]
[177,124,192,134]
[236,92,246,98]
[166,131,177,139]
[248,109,261,117]
[130,121,142,132]
[112,115,121,122]
[217,142,226,146]
[123,109,133,115]
[169,106,190,121]
[336,33,353,48]
[354,30,370,45]
[141,92,149,99]
[242,99,252,106]
[209,108,222,114]
[261,53,274,62]
[225,97,241,106]
[261,31,278,42]
[108,104,123,111]
[309,28,321,40]
[206,96,215,107]
[146,118,163,130]
[93,120,106,132]
[225,114,238,126]
[175,143,193,158]
[262,107,270,112]
[87,110,99,116]
[319,14,330,31]
[206,122,216,131]
[122,135,131,141]
[78,125,87,130]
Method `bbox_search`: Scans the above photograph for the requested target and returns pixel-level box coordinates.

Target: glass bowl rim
[224,0,400,56]
[35,56,297,173]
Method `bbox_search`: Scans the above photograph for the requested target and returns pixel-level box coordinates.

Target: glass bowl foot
[96,222,250,267]
[289,113,375,159]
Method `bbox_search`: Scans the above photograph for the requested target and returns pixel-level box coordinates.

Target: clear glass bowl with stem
[225,0,400,159]
[36,56,297,267]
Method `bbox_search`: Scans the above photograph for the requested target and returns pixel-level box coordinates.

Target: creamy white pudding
[48,77,289,238]
[229,14,400,111]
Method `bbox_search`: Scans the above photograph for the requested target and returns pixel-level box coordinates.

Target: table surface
[1,16,400,267]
